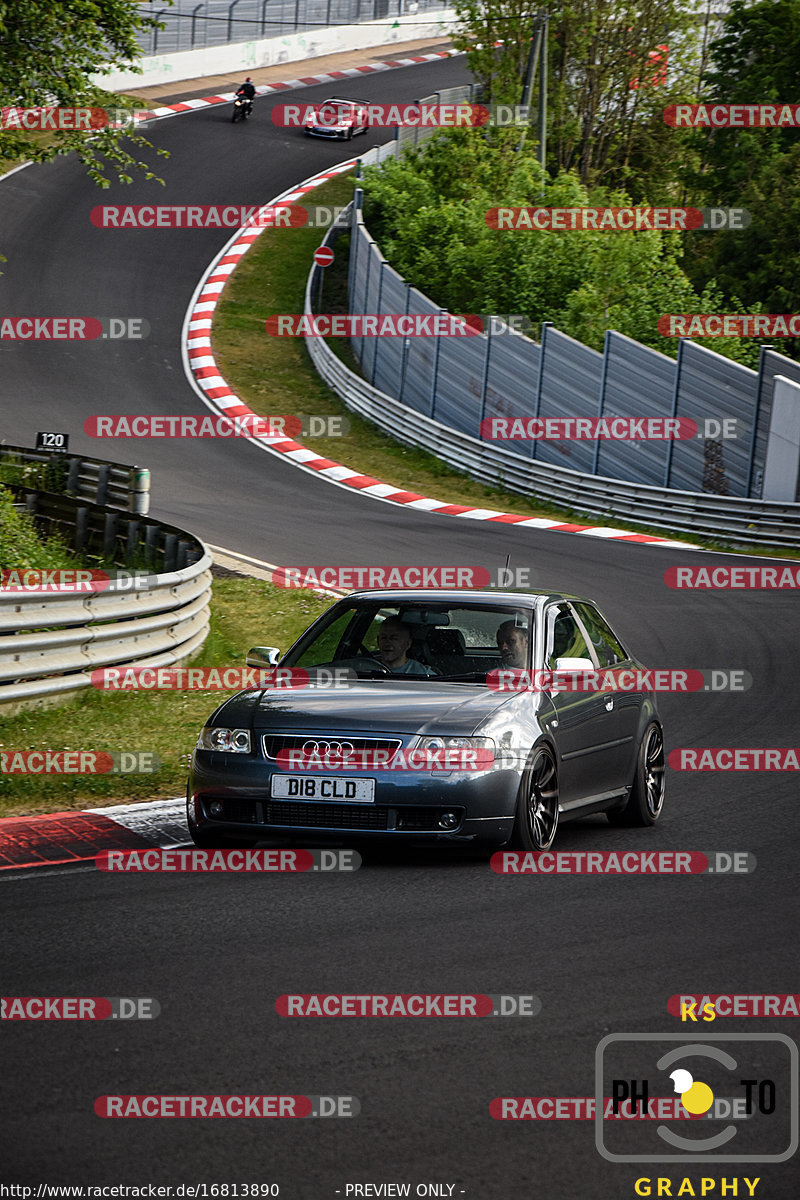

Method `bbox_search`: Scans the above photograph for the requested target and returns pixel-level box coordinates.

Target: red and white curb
[133,50,464,123]
[181,174,695,549]
[0,799,188,871]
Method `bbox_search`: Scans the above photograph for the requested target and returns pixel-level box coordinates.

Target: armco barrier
[0,443,150,514]
[0,491,211,714]
[305,212,800,548]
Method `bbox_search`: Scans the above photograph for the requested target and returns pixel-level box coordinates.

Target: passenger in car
[496,620,529,669]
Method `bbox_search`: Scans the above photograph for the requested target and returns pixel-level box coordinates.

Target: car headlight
[196,726,251,753]
[417,736,495,752]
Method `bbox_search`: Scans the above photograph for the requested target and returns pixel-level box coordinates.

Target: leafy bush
[361,131,762,368]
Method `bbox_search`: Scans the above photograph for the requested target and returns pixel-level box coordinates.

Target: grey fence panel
[535,327,604,473]
[398,287,440,414]
[669,341,758,496]
[431,331,488,436]
[754,351,800,500]
[371,264,408,400]
[596,332,676,486]
[480,330,542,458]
[348,222,373,364]
[359,242,387,384]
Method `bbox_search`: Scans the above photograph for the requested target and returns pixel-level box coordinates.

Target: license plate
[270,774,375,803]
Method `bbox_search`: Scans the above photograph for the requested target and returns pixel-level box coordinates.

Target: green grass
[0,578,333,817]
[211,174,797,558]
[0,483,83,571]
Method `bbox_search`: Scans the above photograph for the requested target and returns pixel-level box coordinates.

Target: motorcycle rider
[235,77,256,116]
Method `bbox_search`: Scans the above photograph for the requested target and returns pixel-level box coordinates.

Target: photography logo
[595,1033,798,1162]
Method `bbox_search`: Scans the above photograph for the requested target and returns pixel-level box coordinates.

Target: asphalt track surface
[2,56,800,1198]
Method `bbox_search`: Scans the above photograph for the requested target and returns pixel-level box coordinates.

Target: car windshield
[280,600,533,680]
[316,103,353,120]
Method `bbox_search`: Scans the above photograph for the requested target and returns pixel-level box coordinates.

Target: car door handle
[604,698,614,711]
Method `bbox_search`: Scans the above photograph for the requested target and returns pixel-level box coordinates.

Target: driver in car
[375,617,435,675]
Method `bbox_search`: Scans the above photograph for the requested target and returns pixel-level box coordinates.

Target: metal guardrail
[0,444,150,514]
[12,487,200,570]
[305,213,800,548]
[0,490,211,714]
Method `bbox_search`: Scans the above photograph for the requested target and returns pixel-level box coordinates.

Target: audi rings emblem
[301,740,355,758]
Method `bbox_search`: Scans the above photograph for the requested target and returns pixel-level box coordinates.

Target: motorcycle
[231,94,253,123]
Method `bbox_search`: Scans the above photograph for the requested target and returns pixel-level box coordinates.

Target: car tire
[512,744,559,851]
[607,722,665,826]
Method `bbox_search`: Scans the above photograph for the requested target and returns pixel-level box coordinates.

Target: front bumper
[305,125,350,138]
[188,748,521,846]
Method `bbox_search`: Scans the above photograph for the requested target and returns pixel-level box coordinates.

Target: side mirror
[247,646,281,668]
[553,656,594,672]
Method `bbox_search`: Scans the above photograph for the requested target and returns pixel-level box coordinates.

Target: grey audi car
[187,590,665,851]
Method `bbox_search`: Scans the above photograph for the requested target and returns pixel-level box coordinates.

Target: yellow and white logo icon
[670,1067,714,1115]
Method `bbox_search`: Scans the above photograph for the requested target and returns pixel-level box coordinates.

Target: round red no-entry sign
[313,246,334,267]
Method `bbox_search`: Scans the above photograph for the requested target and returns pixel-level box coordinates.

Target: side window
[293,609,360,666]
[545,605,591,668]
[573,603,628,667]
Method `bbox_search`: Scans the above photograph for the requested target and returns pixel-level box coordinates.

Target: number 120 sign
[35,432,69,451]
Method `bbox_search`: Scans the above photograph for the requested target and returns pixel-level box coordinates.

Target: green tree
[681,0,800,357]
[547,0,704,193]
[449,0,537,107]
[450,0,708,194]
[0,0,169,186]
[698,0,800,196]
[361,130,762,367]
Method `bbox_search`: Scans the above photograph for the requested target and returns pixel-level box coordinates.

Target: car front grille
[262,802,391,830]
[262,734,403,760]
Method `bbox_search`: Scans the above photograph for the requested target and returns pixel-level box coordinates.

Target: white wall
[95,11,457,92]
[763,375,800,502]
